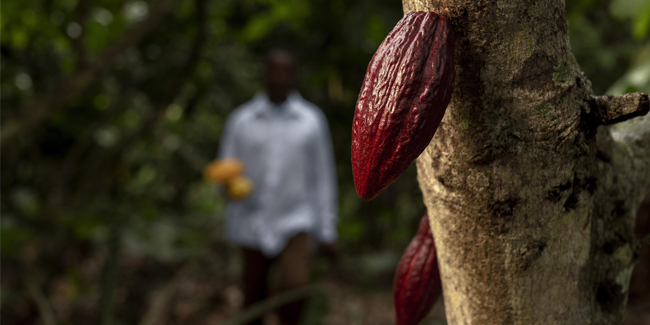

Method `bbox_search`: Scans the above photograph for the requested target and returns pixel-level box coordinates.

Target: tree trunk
[402,0,650,324]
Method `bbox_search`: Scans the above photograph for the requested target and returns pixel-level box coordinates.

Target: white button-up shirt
[219,92,338,257]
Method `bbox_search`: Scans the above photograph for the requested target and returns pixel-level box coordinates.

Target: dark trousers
[242,233,312,325]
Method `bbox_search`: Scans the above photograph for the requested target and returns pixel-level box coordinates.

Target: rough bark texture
[401,0,650,324]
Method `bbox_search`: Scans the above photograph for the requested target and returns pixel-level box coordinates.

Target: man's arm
[218,112,239,159]
[312,114,338,243]
[213,111,241,198]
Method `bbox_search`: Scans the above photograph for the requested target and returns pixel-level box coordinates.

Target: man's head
[264,47,297,104]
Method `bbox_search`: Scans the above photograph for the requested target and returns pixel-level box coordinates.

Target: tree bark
[401,0,650,324]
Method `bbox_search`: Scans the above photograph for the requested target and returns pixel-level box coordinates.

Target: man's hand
[204,158,254,201]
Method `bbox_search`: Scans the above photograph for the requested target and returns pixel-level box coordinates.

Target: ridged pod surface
[393,214,442,325]
[352,12,455,200]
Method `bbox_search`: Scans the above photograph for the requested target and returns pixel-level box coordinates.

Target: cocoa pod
[204,158,244,184]
[352,12,455,200]
[226,175,254,201]
[393,214,442,325]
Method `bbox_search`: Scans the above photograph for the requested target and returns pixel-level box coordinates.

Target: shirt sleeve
[312,113,338,243]
[218,112,239,159]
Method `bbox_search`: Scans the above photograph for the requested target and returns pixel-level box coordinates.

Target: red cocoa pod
[393,214,442,325]
[352,12,455,200]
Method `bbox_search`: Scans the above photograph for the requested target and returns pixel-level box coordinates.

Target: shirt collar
[254,91,302,119]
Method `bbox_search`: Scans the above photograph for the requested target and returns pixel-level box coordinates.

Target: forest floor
[149,273,448,325]
[134,260,649,325]
[5,235,649,325]
[5,254,650,325]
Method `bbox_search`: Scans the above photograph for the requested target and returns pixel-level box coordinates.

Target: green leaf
[240,14,276,42]
[633,10,650,39]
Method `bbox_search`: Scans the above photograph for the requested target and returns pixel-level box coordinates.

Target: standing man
[217,47,338,325]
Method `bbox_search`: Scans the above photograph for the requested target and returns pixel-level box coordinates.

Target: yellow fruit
[226,176,254,201]
[204,158,244,184]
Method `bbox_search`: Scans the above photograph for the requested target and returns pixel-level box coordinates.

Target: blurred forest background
[2,0,650,324]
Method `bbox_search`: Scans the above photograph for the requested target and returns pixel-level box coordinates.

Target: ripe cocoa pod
[204,158,244,184]
[226,175,254,201]
[393,214,442,325]
[352,12,455,200]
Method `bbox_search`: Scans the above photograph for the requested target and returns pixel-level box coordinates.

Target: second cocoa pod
[352,12,455,200]
[393,214,442,325]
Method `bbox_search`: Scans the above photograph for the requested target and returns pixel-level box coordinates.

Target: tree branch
[592,92,650,125]
[155,0,207,108]
[73,0,90,71]
[24,274,59,325]
[607,112,650,192]
[0,0,180,146]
